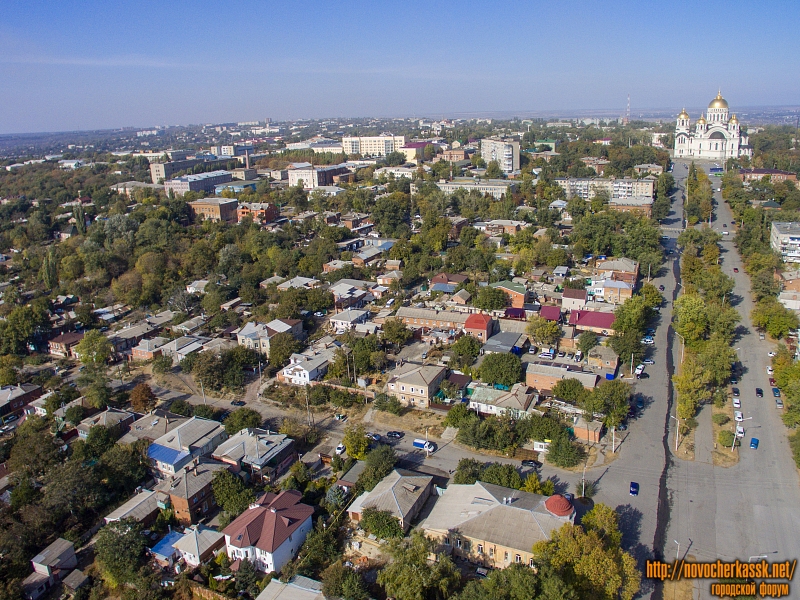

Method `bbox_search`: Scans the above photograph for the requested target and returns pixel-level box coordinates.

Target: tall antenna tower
[623,94,631,125]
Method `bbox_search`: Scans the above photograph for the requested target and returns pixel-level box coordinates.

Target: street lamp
[670,414,680,452]
[749,555,769,563]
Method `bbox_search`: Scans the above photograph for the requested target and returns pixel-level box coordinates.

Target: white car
[335,443,346,455]
[733,398,741,408]
[736,425,745,438]
[722,231,729,235]
[767,366,774,375]
[734,411,743,422]
[643,359,655,365]
[768,351,776,357]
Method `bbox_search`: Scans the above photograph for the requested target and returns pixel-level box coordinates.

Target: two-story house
[386,363,448,409]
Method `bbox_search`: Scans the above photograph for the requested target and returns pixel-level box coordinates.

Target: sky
[1,0,798,134]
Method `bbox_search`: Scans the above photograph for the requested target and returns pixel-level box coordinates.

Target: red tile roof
[539,306,562,322]
[222,490,313,554]
[465,313,493,330]
[568,310,616,329]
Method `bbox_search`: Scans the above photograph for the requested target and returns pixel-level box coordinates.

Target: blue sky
[1,0,798,133]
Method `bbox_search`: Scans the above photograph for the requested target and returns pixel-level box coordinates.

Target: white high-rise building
[480,138,520,173]
[673,91,752,160]
[341,134,406,157]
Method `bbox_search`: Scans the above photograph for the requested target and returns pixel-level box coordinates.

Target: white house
[222,490,314,574]
[281,354,330,386]
[329,310,368,332]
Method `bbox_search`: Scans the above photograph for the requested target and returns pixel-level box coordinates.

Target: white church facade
[673,92,752,160]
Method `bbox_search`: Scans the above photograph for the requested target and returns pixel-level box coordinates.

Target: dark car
[521,460,542,468]
[636,397,644,409]
[769,378,776,386]
[773,388,781,398]
[756,388,764,398]
[617,423,628,431]
[386,431,403,439]
[730,377,739,385]
[731,387,740,398]
[630,482,640,497]
[658,285,665,292]
[230,400,245,406]
[733,267,739,273]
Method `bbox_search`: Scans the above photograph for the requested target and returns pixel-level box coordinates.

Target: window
[443,537,450,546]
[456,539,462,549]
[489,547,494,557]
[529,558,535,568]
[504,552,509,561]
[477,544,483,555]
[515,554,521,563]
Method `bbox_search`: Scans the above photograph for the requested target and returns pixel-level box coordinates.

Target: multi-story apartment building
[150,158,231,183]
[771,222,800,263]
[188,197,238,223]
[554,177,655,200]
[411,178,517,200]
[237,202,278,224]
[164,171,232,196]
[287,164,351,189]
[341,135,406,157]
[480,138,520,173]
[386,363,448,409]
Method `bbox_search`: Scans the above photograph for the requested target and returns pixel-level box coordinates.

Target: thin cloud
[0,54,209,70]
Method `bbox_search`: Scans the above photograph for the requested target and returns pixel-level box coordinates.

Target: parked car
[732,387,740,398]
[367,432,381,442]
[644,359,655,365]
[733,267,739,273]
[335,413,347,421]
[756,388,764,397]
[750,438,759,450]
[769,378,776,386]
[629,482,640,497]
[386,431,403,439]
[230,400,245,407]
[636,397,644,409]
[314,311,325,317]
[557,351,566,358]
[760,332,766,340]
[335,443,346,455]
[773,388,781,398]
[733,398,741,408]
[777,398,784,409]
[734,411,743,421]
[768,351,777,357]
[658,285,665,292]
[767,366,774,375]
[521,460,542,468]
[736,425,745,438]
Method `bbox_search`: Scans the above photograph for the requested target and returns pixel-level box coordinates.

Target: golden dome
[729,114,738,123]
[709,91,729,109]
[697,115,706,124]
[678,108,689,120]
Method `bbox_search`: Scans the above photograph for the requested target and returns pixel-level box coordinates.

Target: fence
[309,381,376,400]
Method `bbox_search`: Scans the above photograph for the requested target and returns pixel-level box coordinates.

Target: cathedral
[673,91,752,160]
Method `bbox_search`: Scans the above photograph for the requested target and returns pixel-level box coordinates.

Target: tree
[479,463,522,489]
[212,470,255,517]
[268,332,302,367]
[130,383,157,413]
[485,160,503,179]
[533,505,641,600]
[474,286,508,311]
[235,558,260,597]
[383,318,413,347]
[373,393,403,415]
[74,329,113,367]
[453,458,484,484]
[8,416,59,477]
[577,332,598,356]
[378,531,461,600]
[357,444,397,492]
[526,316,561,346]
[193,404,218,420]
[593,379,630,429]
[286,518,340,580]
[360,507,404,539]
[95,519,148,587]
[451,335,481,361]
[151,354,173,374]
[638,283,664,309]
[169,398,193,417]
[546,435,584,468]
[456,563,578,600]
[224,407,262,435]
[521,473,555,496]
[718,430,736,448]
[552,379,588,404]
[479,353,522,387]
[322,561,370,600]
[64,405,85,425]
[673,293,709,344]
[342,423,370,460]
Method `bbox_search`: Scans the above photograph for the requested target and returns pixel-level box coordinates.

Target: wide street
[660,161,800,599]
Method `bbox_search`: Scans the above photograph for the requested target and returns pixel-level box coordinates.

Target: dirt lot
[372,409,446,438]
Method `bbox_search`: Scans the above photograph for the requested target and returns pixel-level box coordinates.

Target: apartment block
[554,176,655,200]
[771,222,800,263]
[411,178,517,199]
[480,138,520,173]
[287,164,351,189]
[341,135,407,157]
[164,171,232,196]
[188,198,239,223]
[150,158,231,183]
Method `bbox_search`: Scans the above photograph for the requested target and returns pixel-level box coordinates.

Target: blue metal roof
[147,444,189,466]
[151,531,184,560]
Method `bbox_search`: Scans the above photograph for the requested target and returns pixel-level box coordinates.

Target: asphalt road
[660,161,800,599]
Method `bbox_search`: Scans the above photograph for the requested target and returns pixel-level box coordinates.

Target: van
[574,350,583,362]
[412,439,435,452]
[538,351,554,359]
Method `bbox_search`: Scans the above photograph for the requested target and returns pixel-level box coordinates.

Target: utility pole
[200,380,206,404]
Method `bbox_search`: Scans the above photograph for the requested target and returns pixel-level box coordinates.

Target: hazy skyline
[1,0,798,134]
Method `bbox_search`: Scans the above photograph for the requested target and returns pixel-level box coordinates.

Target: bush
[712,414,730,426]
[575,479,597,498]
[373,393,403,415]
[790,431,800,468]
[718,430,736,448]
[442,403,478,428]
[151,355,173,374]
[546,435,584,468]
[360,507,403,539]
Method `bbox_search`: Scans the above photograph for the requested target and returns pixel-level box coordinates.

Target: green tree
[360,507,404,539]
[475,287,508,311]
[169,398,194,417]
[268,332,302,367]
[357,444,398,492]
[485,160,503,179]
[373,393,403,415]
[453,458,484,484]
[95,519,148,587]
[322,561,370,600]
[286,518,340,579]
[577,332,598,356]
[223,407,262,435]
[526,316,561,346]
[64,405,86,425]
[546,435,584,468]
[520,473,555,496]
[342,423,370,460]
[451,335,481,361]
[552,379,588,404]
[378,531,461,600]
[455,563,578,600]
[212,470,255,517]
[638,283,664,309]
[74,329,113,367]
[479,463,522,489]
[479,353,522,387]
[235,558,260,597]
[383,318,413,347]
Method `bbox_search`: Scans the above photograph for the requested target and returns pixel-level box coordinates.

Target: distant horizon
[1,102,798,139]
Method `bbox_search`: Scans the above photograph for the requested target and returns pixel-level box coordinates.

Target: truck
[413,439,435,452]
